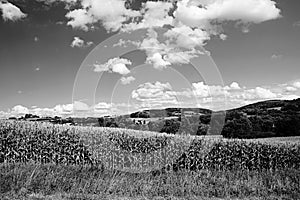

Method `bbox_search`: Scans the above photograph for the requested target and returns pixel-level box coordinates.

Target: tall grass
[1,120,300,199]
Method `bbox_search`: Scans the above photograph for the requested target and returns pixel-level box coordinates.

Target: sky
[0,0,300,118]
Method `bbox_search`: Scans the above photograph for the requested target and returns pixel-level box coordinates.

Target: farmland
[1,120,300,199]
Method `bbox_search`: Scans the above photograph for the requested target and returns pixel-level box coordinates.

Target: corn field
[1,120,300,172]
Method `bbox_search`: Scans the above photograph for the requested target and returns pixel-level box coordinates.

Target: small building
[183,111,196,116]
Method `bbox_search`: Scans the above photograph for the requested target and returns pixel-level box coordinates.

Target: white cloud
[219,33,228,40]
[54,104,73,113]
[73,101,89,111]
[192,82,229,98]
[11,105,29,115]
[229,82,241,90]
[66,9,95,31]
[58,0,282,69]
[175,0,281,28]
[37,0,77,7]
[271,54,282,60]
[94,57,132,75]
[0,1,27,21]
[164,24,210,49]
[0,111,9,119]
[66,0,140,32]
[132,82,178,107]
[1,101,123,118]
[245,87,278,99]
[293,81,300,89]
[138,28,206,69]
[123,1,173,31]
[94,102,112,110]
[34,36,39,42]
[174,81,298,110]
[71,36,93,48]
[120,76,135,85]
[147,52,171,70]
[286,86,297,92]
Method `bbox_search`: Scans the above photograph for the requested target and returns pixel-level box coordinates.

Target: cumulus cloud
[293,81,300,89]
[138,28,205,70]
[37,0,77,6]
[123,1,173,31]
[229,82,241,90]
[132,82,179,108]
[11,105,29,115]
[244,87,277,99]
[65,0,140,31]
[0,1,27,21]
[0,111,9,119]
[120,76,135,85]
[66,9,95,31]
[219,33,228,40]
[175,0,281,28]
[70,36,93,48]
[40,0,281,69]
[173,81,300,110]
[94,57,132,75]
[286,86,297,92]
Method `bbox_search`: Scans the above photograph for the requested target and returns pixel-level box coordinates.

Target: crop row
[1,120,300,172]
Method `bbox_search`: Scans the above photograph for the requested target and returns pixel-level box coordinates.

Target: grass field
[0,120,300,200]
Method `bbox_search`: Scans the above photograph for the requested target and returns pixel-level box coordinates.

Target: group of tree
[96,99,300,139]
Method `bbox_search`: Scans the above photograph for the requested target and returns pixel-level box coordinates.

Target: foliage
[1,120,300,173]
[160,119,180,134]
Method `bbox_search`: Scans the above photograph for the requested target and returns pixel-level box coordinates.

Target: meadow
[0,120,300,200]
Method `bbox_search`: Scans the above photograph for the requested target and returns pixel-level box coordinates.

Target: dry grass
[1,120,300,199]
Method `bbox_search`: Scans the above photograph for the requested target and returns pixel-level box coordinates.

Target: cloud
[0,111,9,119]
[132,82,179,108]
[2,80,300,116]
[286,86,297,92]
[11,105,29,115]
[138,28,205,70]
[175,81,300,110]
[44,0,281,69]
[192,82,230,98]
[66,9,95,31]
[1,101,127,118]
[293,21,300,27]
[34,36,39,42]
[271,54,282,60]
[229,82,241,90]
[0,1,27,21]
[219,33,228,40]
[123,1,173,31]
[70,36,93,48]
[164,24,210,49]
[65,0,140,32]
[293,81,300,89]
[37,0,77,6]
[120,76,135,85]
[244,87,277,99]
[94,57,132,75]
[175,0,281,28]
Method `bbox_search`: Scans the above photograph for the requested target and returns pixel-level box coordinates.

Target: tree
[197,124,209,136]
[222,113,253,138]
[160,119,180,134]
